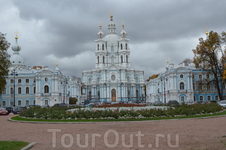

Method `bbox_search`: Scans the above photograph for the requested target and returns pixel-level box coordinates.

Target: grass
[0,141,29,150]
[10,110,226,123]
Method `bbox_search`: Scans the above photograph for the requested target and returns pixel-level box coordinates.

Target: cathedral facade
[82,16,145,102]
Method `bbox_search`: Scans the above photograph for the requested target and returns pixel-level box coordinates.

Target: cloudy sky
[1,0,226,79]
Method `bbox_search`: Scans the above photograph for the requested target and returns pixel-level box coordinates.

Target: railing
[41,93,51,96]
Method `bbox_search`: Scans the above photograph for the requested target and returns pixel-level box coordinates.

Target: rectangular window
[34,87,36,94]
[18,79,21,83]
[26,100,29,106]
[3,101,6,107]
[26,79,29,83]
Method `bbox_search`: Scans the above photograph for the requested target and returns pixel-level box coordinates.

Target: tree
[192,31,226,100]
[0,32,11,94]
[69,97,78,104]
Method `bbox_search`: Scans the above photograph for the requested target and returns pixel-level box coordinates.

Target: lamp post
[11,68,18,107]
[62,76,68,104]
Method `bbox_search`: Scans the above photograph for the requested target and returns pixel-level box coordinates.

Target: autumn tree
[193,31,226,100]
[0,32,11,94]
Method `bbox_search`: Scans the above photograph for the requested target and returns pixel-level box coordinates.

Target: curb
[21,142,37,150]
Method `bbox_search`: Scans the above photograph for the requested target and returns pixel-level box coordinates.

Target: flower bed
[19,103,223,120]
[95,103,146,108]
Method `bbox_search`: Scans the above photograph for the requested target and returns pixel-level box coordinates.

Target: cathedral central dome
[104,34,119,45]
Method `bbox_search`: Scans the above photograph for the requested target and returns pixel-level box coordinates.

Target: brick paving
[0,114,226,150]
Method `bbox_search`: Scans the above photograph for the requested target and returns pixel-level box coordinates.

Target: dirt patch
[1,114,226,150]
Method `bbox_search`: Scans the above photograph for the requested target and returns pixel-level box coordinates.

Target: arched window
[125,43,128,49]
[10,87,13,94]
[200,96,203,101]
[135,77,138,83]
[128,90,130,100]
[26,87,29,94]
[18,100,21,106]
[111,46,114,51]
[103,56,105,64]
[97,56,99,64]
[126,55,128,63]
[97,91,100,100]
[127,76,130,82]
[136,90,139,100]
[102,44,104,50]
[121,55,123,63]
[198,83,202,90]
[88,91,92,100]
[181,96,184,102]
[18,87,21,94]
[33,100,35,105]
[97,44,99,50]
[10,79,13,83]
[121,44,123,50]
[2,101,6,107]
[44,85,49,93]
[207,83,210,90]
[45,100,48,106]
[180,82,184,90]
[88,78,92,84]
[18,79,21,83]
[207,95,211,101]
[111,56,114,64]
[26,100,29,106]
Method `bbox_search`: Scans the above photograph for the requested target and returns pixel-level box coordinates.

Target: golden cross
[15,31,19,39]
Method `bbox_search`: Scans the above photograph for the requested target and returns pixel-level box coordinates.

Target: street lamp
[11,68,18,107]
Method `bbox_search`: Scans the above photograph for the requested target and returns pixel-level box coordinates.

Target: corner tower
[10,33,25,68]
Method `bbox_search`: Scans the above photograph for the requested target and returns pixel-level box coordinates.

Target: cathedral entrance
[111,89,116,102]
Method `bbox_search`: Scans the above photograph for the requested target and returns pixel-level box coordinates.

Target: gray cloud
[1,0,226,79]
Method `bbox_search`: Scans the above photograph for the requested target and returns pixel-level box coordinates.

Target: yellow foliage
[146,74,159,81]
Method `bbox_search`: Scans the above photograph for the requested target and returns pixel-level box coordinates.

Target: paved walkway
[0,114,226,150]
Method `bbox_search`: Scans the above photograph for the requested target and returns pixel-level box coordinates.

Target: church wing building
[146,62,226,103]
[82,15,145,102]
[0,36,82,107]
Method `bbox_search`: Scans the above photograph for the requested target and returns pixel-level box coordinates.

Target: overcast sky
[1,0,226,79]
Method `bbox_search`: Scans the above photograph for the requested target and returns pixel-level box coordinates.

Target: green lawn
[0,141,29,150]
[10,110,226,123]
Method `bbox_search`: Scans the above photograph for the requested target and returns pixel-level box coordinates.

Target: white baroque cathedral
[82,15,145,102]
